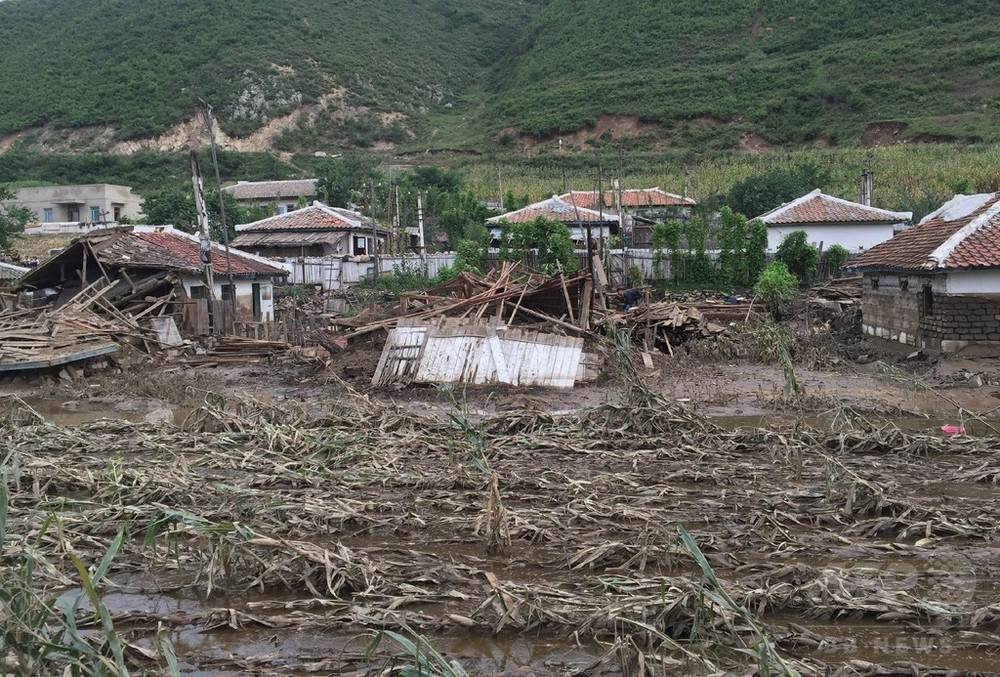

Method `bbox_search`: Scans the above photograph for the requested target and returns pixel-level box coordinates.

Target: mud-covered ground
[2,348,1000,674]
[2,332,1000,674]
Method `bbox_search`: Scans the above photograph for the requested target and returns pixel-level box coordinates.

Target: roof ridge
[927,194,1000,268]
[754,189,821,221]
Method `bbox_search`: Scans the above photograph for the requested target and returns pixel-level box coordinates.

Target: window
[113,206,122,221]
[870,276,880,290]
[220,284,235,302]
[67,206,80,222]
[353,235,367,256]
[898,277,909,292]
[90,206,101,222]
[278,204,289,214]
[189,285,208,300]
[42,208,53,223]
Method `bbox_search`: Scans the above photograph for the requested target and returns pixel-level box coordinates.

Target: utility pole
[189,150,216,299]
[416,193,426,261]
[196,97,235,305]
[365,180,380,277]
[498,167,504,211]
[559,138,568,195]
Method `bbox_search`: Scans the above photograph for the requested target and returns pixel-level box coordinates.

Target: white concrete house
[754,189,912,253]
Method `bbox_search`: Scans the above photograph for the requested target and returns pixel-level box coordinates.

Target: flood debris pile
[2,388,999,675]
[0,272,160,372]
[332,263,601,388]
[3,227,292,374]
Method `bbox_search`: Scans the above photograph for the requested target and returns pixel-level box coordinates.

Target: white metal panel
[372,321,584,388]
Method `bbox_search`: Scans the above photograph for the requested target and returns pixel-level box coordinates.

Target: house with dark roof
[850,192,1000,353]
[222,179,319,215]
[18,226,287,323]
[486,196,619,247]
[754,189,912,253]
[232,202,391,259]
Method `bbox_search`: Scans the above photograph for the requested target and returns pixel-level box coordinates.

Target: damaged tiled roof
[0,261,29,282]
[222,179,318,200]
[851,193,1000,271]
[236,202,389,234]
[756,189,911,224]
[94,228,287,277]
[487,196,617,224]
[559,188,696,210]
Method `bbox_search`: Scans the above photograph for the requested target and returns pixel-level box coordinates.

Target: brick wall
[862,272,1000,351]
[920,294,1000,342]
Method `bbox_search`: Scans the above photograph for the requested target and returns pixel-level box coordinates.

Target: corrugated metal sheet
[372,319,584,388]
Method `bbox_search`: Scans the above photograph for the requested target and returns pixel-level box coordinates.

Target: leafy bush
[725,164,832,219]
[825,244,850,277]
[0,186,32,252]
[775,230,819,285]
[499,216,579,275]
[753,262,798,319]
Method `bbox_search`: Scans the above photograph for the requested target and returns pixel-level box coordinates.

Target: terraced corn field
[1,381,999,675]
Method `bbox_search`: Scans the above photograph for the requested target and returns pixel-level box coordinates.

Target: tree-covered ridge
[0,0,997,150]
[491,0,1000,145]
[0,0,539,140]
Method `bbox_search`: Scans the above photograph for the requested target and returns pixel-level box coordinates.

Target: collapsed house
[1,226,287,371]
[329,263,599,388]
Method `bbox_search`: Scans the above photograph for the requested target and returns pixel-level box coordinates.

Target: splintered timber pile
[3,388,1000,675]
[608,301,731,356]
[0,277,159,370]
[336,262,595,340]
[184,336,290,365]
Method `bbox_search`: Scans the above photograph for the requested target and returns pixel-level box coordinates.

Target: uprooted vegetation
[2,370,999,675]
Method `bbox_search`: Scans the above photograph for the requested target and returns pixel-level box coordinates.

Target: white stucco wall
[180,275,275,322]
[767,223,899,253]
[945,269,1000,295]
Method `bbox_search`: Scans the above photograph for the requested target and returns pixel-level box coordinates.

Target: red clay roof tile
[758,190,911,224]
[237,203,388,234]
[96,229,287,277]
[851,193,1000,271]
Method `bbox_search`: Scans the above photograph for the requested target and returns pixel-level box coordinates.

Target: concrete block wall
[920,294,1000,343]
[862,272,1000,352]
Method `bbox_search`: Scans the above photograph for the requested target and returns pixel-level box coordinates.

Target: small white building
[7,184,144,234]
[486,196,620,246]
[754,189,911,253]
[222,179,318,215]
[231,201,390,259]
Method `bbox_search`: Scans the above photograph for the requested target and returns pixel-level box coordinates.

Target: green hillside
[490,0,1000,146]
[0,0,997,151]
[0,0,538,140]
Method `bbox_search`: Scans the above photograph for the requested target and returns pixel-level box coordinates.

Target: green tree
[139,186,252,242]
[0,187,33,252]
[316,156,381,208]
[825,244,850,278]
[753,262,798,319]
[746,218,768,285]
[718,206,748,287]
[683,217,712,284]
[725,164,832,218]
[499,216,578,274]
[775,230,819,285]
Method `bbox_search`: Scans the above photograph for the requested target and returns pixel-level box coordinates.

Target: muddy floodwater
[2,384,1000,676]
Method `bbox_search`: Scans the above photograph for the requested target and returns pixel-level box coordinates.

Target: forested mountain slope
[0,0,996,151]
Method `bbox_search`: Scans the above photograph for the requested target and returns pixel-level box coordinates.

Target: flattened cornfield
[2,379,999,675]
